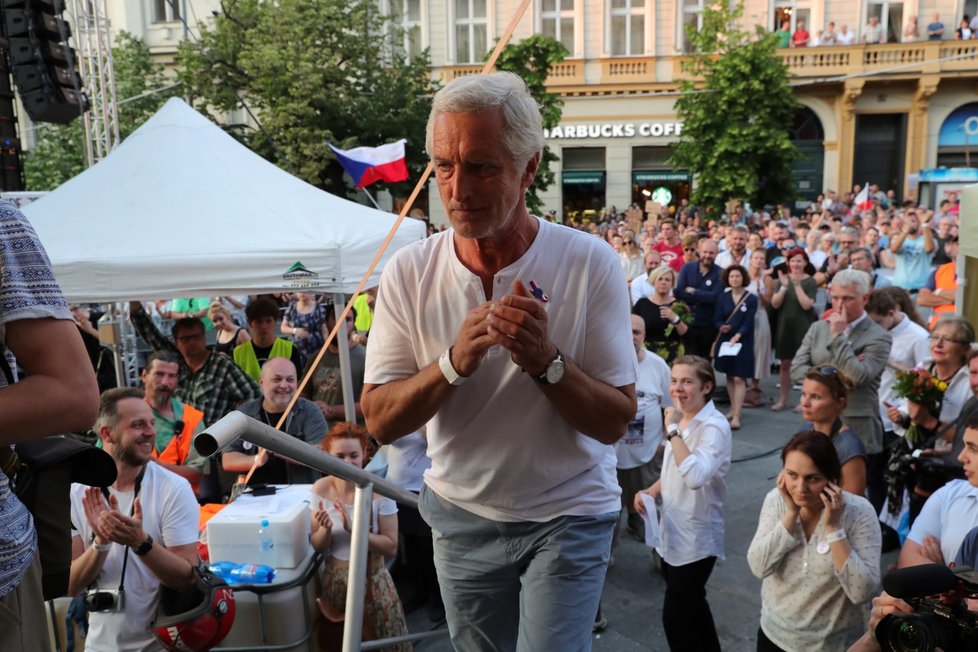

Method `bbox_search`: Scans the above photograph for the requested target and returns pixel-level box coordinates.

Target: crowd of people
[773,12,978,48]
[1,68,976,652]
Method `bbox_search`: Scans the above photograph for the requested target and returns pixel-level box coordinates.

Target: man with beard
[222,358,327,485]
[140,351,209,498]
[715,225,750,269]
[68,388,199,651]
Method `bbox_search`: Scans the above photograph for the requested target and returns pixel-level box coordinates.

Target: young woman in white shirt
[748,431,880,651]
[634,355,732,652]
[310,423,411,650]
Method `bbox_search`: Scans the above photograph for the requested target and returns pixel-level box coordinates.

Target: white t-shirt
[615,349,672,468]
[386,431,431,492]
[311,495,397,561]
[70,463,200,652]
[878,316,933,430]
[907,479,978,564]
[365,219,638,522]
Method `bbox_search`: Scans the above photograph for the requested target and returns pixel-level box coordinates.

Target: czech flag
[328,139,409,189]
[853,182,874,211]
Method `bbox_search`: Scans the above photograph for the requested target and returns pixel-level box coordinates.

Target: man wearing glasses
[130,302,260,426]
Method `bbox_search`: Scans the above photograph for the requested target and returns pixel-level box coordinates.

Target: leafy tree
[177,0,438,199]
[670,2,799,215]
[23,31,179,190]
[491,35,568,215]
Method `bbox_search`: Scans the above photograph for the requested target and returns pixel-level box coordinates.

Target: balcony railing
[435,40,978,92]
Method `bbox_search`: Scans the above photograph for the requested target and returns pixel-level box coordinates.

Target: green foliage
[23,31,179,190]
[491,35,568,215]
[177,0,438,198]
[671,2,799,215]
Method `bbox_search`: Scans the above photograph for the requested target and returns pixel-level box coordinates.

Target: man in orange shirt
[141,351,209,497]
[918,235,958,328]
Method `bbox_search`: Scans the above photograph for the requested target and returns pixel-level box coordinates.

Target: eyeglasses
[929,335,970,345]
[683,247,697,252]
[813,366,839,376]
[839,240,857,246]
[623,240,635,245]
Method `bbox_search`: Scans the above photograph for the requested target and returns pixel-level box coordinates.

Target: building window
[679,0,703,52]
[455,0,488,63]
[151,0,180,23]
[389,0,423,58]
[541,0,575,54]
[609,0,645,56]
[866,0,903,43]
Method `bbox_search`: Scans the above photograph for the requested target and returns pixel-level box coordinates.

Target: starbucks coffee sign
[544,122,684,139]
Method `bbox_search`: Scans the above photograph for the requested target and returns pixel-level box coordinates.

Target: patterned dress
[284,301,327,363]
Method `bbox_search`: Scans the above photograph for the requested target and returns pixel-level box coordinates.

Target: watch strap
[132,534,154,556]
[666,424,682,440]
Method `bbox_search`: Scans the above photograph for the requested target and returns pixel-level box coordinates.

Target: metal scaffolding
[68,0,119,167]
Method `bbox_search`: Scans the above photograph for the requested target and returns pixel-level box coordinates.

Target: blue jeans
[419,485,616,652]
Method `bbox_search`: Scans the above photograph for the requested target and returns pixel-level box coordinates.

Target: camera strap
[95,466,146,593]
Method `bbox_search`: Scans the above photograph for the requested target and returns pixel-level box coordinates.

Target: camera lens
[878,613,949,652]
[85,591,116,612]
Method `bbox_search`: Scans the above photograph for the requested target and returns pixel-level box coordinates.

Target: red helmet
[153,567,236,652]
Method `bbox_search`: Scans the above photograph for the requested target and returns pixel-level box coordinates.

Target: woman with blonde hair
[633,265,688,363]
[208,301,250,356]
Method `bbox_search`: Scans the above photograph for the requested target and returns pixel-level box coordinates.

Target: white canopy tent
[23,97,425,303]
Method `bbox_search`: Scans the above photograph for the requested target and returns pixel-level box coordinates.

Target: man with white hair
[362,72,637,650]
[791,269,893,510]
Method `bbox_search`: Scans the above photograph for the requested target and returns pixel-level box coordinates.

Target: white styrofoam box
[207,485,313,569]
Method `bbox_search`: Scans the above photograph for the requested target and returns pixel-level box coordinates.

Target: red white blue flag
[328,139,409,189]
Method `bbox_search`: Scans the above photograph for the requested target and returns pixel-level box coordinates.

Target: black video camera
[875,564,978,651]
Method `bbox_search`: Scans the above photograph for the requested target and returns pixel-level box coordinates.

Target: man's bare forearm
[362,363,455,444]
[538,358,635,444]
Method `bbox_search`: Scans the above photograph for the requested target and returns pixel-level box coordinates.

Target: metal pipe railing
[194,411,419,509]
[194,412,426,652]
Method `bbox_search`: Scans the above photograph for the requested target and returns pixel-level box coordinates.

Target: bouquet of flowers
[664,301,694,337]
[893,368,948,445]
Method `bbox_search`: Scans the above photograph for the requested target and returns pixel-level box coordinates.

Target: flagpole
[361,187,383,211]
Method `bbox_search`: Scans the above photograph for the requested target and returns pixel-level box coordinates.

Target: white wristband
[438,347,467,386]
[824,529,847,543]
[92,541,111,553]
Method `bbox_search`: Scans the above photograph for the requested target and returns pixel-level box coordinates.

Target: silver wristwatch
[535,349,566,385]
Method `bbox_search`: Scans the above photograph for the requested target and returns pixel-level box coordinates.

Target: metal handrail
[194,411,428,652]
[194,411,419,508]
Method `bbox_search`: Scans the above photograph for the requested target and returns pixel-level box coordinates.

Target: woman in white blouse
[748,431,881,651]
[634,355,731,652]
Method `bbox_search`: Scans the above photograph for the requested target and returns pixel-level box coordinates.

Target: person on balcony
[927,13,945,40]
[823,22,838,45]
[792,20,810,47]
[776,20,791,48]
[902,15,920,42]
[863,16,885,44]
[837,24,856,45]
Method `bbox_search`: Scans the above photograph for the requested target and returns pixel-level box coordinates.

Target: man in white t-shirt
[68,388,200,652]
[616,315,672,541]
[362,72,638,651]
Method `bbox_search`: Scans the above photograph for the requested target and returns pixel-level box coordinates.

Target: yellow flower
[938,381,948,391]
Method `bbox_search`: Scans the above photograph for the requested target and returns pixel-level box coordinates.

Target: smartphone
[882,401,893,408]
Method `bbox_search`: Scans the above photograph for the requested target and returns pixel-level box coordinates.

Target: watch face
[546,359,565,384]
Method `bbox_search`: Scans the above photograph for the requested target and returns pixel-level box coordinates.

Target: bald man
[222,358,328,485]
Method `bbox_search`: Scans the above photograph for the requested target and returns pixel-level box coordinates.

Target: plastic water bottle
[258,518,275,567]
[208,561,275,584]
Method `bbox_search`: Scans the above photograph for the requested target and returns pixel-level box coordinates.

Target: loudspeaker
[19,85,86,125]
[12,60,79,91]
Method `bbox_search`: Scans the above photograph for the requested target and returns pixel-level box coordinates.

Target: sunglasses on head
[814,366,838,376]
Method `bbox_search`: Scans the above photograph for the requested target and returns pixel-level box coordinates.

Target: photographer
[846,592,914,652]
[69,388,199,651]
[898,411,978,569]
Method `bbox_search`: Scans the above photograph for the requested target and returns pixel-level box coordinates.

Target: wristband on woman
[824,529,847,543]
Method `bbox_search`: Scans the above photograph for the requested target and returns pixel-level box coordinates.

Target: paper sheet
[640,494,661,549]
[718,342,743,357]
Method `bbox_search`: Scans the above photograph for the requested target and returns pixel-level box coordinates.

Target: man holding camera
[897,411,978,570]
[69,388,200,651]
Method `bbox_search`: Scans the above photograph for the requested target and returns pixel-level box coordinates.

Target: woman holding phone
[748,431,880,651]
